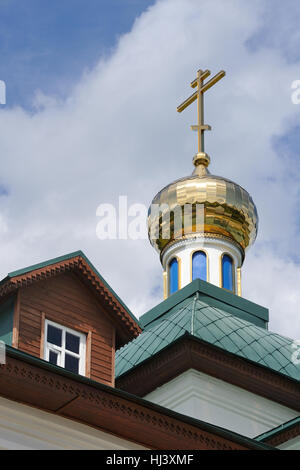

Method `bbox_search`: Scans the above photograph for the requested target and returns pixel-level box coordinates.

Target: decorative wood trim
[12,290,20,348]
[116,336,300,411]
[0,255,141,344]
[0,351,271,450]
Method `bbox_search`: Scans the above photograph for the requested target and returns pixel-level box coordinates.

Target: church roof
[116,280,299,382]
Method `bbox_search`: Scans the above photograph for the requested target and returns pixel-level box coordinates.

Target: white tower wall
[162,236,243,297]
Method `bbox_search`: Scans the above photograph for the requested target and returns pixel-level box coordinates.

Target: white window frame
[44,319,86,376]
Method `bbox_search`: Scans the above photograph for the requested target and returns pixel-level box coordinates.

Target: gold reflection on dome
[148,172,258,256]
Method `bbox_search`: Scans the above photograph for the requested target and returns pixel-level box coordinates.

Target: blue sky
[0,0,300,337]
[0,0,154,108]
[1,0,300,110]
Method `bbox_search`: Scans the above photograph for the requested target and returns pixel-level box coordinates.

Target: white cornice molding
[145,369,298,438]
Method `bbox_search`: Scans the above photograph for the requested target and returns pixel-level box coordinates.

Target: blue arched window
[222,254,234,291]
[192,251,207,281]
[169,258,179,295]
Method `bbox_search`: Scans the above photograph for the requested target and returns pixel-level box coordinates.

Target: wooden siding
[17,273,115,386]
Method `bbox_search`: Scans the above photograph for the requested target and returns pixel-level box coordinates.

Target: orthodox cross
[177,69,225,155]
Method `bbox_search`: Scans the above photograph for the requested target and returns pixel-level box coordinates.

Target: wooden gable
[0,251,141,387]
[18,273,115,386]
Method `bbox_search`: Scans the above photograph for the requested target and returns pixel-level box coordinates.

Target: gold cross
[177,69,225,155]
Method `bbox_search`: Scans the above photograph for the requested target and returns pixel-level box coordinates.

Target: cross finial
[177,68,225,171]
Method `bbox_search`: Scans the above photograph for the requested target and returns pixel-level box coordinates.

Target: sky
[0,0,155,108]
[0,0,300,338]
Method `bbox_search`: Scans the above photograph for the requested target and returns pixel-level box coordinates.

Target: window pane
[47,324,62,346]
[66,332,80,354]
[49,350,58,365]
[222,255,233,291]
[65,354,79,374]
[169,258,179,294]
[192,251,207,281]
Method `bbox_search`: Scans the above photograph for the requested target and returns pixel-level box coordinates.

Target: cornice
[116,336,300,411]
[0,350,272,450]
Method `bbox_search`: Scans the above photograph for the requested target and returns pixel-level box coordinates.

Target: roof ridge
[191,292,199,336]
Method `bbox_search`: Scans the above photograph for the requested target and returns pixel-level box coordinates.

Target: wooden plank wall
[17,273,115,386]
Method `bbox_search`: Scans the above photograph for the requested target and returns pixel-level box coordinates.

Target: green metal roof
[0,250,139,326]
[255,416,300,442]
[116,281,299,382]
[140,279,269,329]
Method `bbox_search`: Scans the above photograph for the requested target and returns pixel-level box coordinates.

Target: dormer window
[44,319,86,375]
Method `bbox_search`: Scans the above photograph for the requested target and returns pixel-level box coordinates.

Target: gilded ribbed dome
[148,164,258,257]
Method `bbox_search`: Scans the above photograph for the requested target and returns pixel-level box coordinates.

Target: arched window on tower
[192,251,207,282]
[222,254,234,292]
[169,258,179,295]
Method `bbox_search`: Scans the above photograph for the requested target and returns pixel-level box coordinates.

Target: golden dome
[148,159,258,258]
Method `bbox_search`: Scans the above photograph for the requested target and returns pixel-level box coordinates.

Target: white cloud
[0,0,300,337]
[244,249,300,338]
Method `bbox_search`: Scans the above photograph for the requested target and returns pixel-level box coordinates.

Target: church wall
[17,273,115,386]
[0,396,146,450]
[144,368,299,439]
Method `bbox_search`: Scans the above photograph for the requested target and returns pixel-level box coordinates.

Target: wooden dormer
[0,251,141,387]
